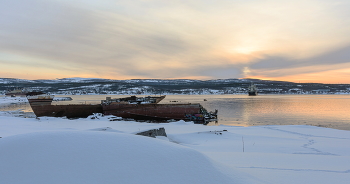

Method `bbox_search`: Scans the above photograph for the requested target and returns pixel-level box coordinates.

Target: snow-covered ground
[0,96,28,105]
[0,98,350,183]
[0,96,72,104]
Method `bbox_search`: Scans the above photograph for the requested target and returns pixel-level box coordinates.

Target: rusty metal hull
[27,94,54,105]
[27,95,215,123]
[102,103,206,121]
[27,99,53,105]
[29,104,103,118]
[102,95,166,104]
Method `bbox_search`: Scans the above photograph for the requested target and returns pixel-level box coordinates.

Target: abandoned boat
[101,95,166,104]
[102,102,217,123]
[27,94,216,123]
[27,94,102,118]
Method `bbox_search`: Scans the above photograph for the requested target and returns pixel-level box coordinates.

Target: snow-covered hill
[1,77,349,95]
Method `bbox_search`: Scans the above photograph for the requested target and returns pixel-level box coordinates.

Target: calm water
[1,95,350,130]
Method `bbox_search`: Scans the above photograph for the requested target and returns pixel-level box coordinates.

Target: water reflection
[1,95,349,130]
[0,102,32,112]
[201,95,350,130]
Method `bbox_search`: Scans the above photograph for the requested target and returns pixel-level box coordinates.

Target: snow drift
[0,131,237,184]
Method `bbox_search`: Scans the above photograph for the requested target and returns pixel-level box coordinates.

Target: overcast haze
[1,0,350,83]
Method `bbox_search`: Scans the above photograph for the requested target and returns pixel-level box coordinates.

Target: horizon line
[1,77,350,85]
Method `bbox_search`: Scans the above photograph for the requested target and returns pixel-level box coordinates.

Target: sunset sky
[1,0,350,83]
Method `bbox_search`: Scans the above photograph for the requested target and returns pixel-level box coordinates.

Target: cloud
[0,1,100,60]
[1,0,350,82]
[249,44,350,77]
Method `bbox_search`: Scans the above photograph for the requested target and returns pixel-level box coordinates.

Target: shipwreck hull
[27,95,55,105]
[102,103,206,122]
[27,99,54,105]
[29,104,103,118]
[102,95,166,104]
[27,95,216,123]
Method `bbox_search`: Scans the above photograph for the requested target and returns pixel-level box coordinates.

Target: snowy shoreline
[0,96,72,106]
[1,97,350,183]
[1,115,350,184]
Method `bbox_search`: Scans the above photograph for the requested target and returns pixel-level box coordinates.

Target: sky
[1,0,350,84]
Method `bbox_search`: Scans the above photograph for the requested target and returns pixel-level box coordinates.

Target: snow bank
[0,115,349,184]
[0,131,238,184]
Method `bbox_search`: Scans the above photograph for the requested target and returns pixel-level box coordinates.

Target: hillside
[1,78,350,95]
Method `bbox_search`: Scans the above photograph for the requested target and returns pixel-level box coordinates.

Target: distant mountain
[1,78,349,95]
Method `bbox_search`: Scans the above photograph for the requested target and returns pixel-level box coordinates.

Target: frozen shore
[0,96,350,183]
[1,116,350,183]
